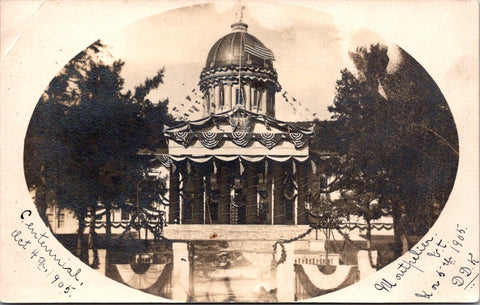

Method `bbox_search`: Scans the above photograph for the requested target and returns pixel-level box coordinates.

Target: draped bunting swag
[154,154,309,164]
[198,132,224,149]
[173,132,195,147]
[294,264,358,297]
[257,133,283,149]
[169,132,307,149]
[229,132,253,147]
[289,132,307,148]
[337,222,394,231]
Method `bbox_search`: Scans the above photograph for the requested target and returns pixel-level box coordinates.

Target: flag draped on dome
[245,41,275,61]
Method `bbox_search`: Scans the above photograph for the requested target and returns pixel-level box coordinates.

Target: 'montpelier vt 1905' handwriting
[374,236,434,292]
[373,224,479,300]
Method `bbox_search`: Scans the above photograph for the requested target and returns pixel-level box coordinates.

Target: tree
[24,40,173,264]
[328,44,458,258]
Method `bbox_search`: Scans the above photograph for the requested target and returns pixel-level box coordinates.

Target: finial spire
[235,5,245,23]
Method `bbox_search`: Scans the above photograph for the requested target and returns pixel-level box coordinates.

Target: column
[204,90,210,116]
[245,84,251,110]
[275,242,295,302]
[191,164,204,224]
[169,167,180,224]
[271,92,275,117]
[204,172,212,224]
[226,82,233,109]
[296,160,309,225]
[214,86,220,110]
[294,184,298,226]
[260,89,267,115]
[273,161,285,224]
[172,242,190,301]
[266,160,273,225]
[179,171,184,224]
[245,162,258,224]
[218,162,230,224]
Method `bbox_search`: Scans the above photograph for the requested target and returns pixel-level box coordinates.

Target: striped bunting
[197,132,224,149]
[289,132,307,148]
[257,133,283,149]
[229,132,253,147]
[172,132,195,147]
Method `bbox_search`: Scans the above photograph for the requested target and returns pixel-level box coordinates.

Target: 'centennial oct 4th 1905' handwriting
[374,223,479,299]
[11,210,84,297]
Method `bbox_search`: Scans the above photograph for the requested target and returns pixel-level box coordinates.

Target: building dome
[199,23,281,118]
[205,23,274,70]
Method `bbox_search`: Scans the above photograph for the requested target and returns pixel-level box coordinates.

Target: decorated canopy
[160,107,313,158]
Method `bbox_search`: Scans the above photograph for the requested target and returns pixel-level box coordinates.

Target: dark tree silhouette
[327,44,458,258]
[24,40,173,264]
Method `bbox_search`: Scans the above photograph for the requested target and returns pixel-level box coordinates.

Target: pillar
[226,82,233,109]
[172,242,190,301]
[296,160,309,225]
[169,167,180,224]
[245,84,251,110]
[260,89,267,114]
[218,162,230,224]
[204,90,210,116]
[266,160,273,225]
[275,242,295,302]
[204,172,213,224]
[214,86,220,110]
[273,161,285,224]
[210,87,215,112]
[191,164,204,224]
[179,171,184,224]
[270,91,276,117]
[245,162,258,224]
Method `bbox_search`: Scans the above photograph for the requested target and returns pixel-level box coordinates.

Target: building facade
[150,22,316,226]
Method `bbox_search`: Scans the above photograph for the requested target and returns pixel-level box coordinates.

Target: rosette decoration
[110,263,172,293]
[257,133,283,149]
[172,132,195,147]
[289,132,307,148]
[196,132,225,149]
[228,132,253,147]
[294,264,358,297]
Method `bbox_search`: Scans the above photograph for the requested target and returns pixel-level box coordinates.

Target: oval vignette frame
[20,2,468,303]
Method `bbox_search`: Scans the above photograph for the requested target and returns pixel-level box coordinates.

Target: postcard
[1,0,478,302]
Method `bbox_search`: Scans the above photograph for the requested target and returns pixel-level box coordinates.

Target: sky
[103,2,400,122]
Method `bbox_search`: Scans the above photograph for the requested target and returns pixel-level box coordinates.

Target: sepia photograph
[1,0,478,303]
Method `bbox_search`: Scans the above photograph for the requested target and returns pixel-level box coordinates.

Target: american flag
[245,41,275,61]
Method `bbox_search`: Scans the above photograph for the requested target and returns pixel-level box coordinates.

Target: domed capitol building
[158,22,313,228]
[43,21,394,302]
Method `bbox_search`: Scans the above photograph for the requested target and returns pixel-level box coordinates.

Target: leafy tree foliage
[328,44,458,257]
[24,40,173,263]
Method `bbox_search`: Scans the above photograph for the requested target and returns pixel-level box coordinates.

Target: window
[235,88,243,105]
[47,214,54,228]
[57,210,65,228]
[121,209,129,221]
[253,90,258,107]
